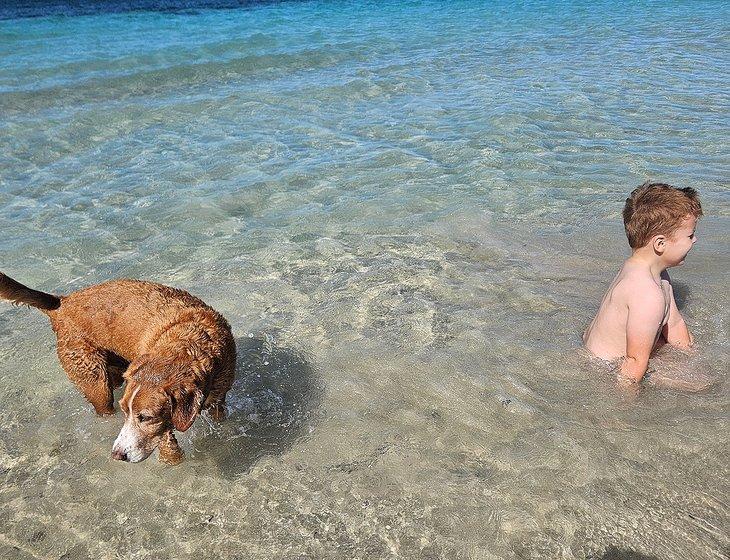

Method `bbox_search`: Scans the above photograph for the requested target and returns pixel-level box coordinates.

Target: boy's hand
[616,374,641,400]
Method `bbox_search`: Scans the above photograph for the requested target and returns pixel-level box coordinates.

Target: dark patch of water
[189,335,323,479]
[0,0,304,20]
[594,546,661,560]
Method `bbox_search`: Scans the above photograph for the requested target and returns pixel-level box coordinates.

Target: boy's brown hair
[623,182,702,249]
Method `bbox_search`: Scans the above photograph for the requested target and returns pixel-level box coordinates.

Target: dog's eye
[137,414,153,423]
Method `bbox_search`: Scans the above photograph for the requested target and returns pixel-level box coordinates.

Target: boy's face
[663,215,698,266]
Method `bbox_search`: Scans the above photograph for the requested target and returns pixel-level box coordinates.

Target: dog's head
[111,357,204,463]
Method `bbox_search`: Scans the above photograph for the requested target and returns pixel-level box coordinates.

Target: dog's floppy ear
[167,382,204,432]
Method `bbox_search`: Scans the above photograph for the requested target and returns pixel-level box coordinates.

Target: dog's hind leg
[57,338,116,415]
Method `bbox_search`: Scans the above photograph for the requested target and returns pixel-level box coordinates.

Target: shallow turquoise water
[0,1,728,559]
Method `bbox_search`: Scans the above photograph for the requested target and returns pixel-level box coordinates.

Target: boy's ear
[652,235,666,254]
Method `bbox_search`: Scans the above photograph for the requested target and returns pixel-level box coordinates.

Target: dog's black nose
[111,449,128,462]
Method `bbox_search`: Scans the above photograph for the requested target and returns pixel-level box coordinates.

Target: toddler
[583,182,702,385]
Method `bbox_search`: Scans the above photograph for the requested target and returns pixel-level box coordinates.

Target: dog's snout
[112,449,128,462]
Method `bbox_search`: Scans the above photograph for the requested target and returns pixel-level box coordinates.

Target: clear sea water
[0,1,728,558]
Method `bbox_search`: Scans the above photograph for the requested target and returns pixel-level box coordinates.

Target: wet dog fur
[0,272,236,464]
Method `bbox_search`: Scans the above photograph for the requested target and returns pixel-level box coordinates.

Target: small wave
[0,44,372,114]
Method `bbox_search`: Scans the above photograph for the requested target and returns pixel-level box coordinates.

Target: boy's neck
[627,246,667,280]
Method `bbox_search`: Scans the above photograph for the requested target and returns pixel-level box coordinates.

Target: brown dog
[0,272,236,464]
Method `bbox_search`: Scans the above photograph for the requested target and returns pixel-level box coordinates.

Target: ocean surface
[0,1,728,558]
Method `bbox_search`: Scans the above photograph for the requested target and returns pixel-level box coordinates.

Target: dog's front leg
[206,400,227,422]
[158,431,184,465]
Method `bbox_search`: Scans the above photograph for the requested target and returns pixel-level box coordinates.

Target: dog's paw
[158,432,185,465]
[159,448,185,465]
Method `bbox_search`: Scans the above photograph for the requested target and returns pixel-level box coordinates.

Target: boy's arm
[620,287,666,384]
[660,272,693,348]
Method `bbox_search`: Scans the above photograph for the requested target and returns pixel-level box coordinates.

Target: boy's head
[623,182,702,249]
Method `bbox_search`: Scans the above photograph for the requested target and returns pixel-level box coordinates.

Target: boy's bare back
[583,261,670,361]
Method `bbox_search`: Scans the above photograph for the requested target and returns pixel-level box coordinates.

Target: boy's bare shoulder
[613,265,664,306]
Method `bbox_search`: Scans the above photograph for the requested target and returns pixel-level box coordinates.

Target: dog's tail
[0,272,61,312]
